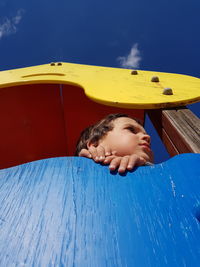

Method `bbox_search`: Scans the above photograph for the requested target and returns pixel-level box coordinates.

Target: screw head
[50,62,56,66]
[151,76,159,82]
[163,88,173,95]
[57,62,62,66]
[131,70,138,75]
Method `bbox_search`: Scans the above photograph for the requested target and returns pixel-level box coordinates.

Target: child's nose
[142,134,151,143]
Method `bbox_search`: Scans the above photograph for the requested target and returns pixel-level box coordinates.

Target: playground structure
[0,62,199,266]
[0,62,199,168]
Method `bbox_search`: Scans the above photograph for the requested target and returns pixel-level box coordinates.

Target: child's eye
[125,127,136,133]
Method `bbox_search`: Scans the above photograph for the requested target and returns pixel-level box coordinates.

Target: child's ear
[86,142,91,149]
[87,141,97,149]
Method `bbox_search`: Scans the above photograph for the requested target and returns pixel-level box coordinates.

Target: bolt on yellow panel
[0,62,199,109]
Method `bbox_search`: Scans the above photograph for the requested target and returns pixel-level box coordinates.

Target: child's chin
[141,152,153,163]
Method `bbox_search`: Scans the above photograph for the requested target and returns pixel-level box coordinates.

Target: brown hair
[75,113,142,156]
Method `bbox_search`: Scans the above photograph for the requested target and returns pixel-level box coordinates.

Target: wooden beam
[147,107,200,156]
[162,128,179,156]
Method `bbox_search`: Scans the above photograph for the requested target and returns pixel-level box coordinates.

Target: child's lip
[140,143,151,151]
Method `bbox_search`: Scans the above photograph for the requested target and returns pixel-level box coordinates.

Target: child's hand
[79,147,146,174]
[104,154,146,173]
[79,145,114,163]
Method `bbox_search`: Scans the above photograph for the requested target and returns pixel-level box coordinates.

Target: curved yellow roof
[0,62,199,109]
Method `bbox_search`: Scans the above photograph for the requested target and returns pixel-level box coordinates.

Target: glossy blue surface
[0,154,199,266]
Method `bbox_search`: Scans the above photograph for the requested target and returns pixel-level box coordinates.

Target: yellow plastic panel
[0,62,199,109]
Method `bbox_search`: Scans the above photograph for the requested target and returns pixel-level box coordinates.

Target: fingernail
[119,167,125,172]
[127,165,132,169]
[95,156,99,161]
[105,152,110,156]
[99,156,105,160]
[109,165,115,170]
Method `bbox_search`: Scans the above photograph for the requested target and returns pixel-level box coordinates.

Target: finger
[127,155,146,171]
[96,145,106,162]
[79,149,92,158]
[109,157,122,171]
[88,145,99,161]
[103,155,116,164]
[118,156,129,173]
[97,144,112,157]
[104,147,113,157]
[111,150,117,156]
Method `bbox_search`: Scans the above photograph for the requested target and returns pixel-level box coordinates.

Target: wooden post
[147,107,200,157]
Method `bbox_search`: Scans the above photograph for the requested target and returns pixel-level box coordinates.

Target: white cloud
[117,43,142,69]
[0,9,24,40]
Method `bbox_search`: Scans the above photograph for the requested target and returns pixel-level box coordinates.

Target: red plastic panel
[62,84,144,155]
[0,83,144,168]
[0,84,67,168]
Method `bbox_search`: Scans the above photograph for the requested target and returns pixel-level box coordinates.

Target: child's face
[99,117,153,162]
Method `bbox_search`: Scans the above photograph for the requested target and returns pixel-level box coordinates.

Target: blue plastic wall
[0,153,199,266]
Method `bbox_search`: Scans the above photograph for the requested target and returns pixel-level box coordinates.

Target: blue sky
[0,0,200,163]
